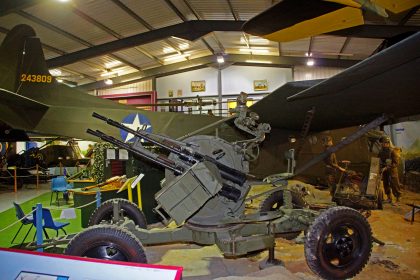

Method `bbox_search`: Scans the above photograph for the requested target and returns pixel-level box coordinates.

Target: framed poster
[191,80,206,92]
[168,89,173,97]
[253,80,268,91]
[177,89,183,97]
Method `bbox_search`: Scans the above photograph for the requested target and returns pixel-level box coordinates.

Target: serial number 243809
[21,74,53,83]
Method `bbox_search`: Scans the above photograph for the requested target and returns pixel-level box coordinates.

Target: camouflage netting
[92,142,114,183]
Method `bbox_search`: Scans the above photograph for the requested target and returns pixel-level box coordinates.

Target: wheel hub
[335,236,353,257]
[84,243,127,261]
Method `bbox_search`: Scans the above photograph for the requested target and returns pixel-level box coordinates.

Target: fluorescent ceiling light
[100,70,120,77]
[305,52,313,57]
[179,43,189,50]
[49,69,62,76]
[217,55,225,64]
[57,78,63,83]
[163,47,175,53]
[306,59,315,66]
[104,60,121,68]
[245,60,272,64]
[164,53,190,62]
[104,79,113,85]
[240,48,269,53]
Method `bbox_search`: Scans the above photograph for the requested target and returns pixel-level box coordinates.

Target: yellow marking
[127,181,133,202]
[20,74,53,83]
[264,7,364,42]
[325,0,361,8]
[137,182,142,209]
[370,0,420,13]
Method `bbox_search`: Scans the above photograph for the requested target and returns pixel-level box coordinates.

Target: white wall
[156,68,218,98]
[156,66,292,99]
[222,66,292,95]
[294,66,344,81]
[97,80,153,96]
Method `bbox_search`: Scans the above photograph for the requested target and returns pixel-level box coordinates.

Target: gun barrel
[86,129,183,175]
[91,112,248,185]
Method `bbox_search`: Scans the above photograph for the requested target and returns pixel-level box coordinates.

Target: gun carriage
[64,100,373,280]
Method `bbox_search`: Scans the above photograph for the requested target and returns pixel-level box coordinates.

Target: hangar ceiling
[0,0,419,89]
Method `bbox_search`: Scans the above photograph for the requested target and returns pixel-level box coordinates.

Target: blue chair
[32,207,70,239]
[11,202,34,246]
[50,176,73,206]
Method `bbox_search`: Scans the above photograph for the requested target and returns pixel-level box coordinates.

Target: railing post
[96,191,101,208]
[35,203,43,252]
[13,166,17,193]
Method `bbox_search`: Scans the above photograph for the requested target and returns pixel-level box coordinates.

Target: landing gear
[65,225,147,263]
[304,207,372,280]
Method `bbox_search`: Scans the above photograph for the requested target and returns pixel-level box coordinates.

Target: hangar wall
[293,66,344,81]
[156,65,292,99]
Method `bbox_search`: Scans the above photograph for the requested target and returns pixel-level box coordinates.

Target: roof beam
[111,0,180,58]
[164,0,215,54]
[226,0,238,20]
[0,0,42,16]
[47,20,244,68]
[15,10,142,72]
[338,37,351,59]
[80,54,361,91]
[70,7,146,70]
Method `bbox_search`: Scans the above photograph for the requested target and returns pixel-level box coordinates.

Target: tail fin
[0,24,52,97]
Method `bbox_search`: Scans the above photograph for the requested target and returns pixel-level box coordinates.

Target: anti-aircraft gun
[64,99,374,280]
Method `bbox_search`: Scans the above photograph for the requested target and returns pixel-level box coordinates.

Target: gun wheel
[65,225,147,263]
[260,190,307,240]
[88,198,147,228]
[305,206,372,280]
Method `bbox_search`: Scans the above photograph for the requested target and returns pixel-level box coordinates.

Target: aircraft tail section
[0,24,53,98]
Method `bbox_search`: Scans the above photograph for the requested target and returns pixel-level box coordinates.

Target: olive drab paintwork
[0,25,419,182]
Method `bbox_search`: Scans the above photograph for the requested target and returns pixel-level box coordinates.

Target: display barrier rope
[0,192,101,233]
[0,208,36,233]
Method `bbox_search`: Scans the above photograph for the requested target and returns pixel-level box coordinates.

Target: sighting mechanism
[232,92,271,161]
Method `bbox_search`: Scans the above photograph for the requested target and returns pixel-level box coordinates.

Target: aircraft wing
[251,32,420,131]
[243,0,419,42]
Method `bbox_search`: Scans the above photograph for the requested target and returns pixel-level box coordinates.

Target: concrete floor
[144,190,420,280]
[0,182,419,279]
[0,183,50,212]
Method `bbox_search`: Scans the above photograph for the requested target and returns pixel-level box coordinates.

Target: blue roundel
[0,142,6,156]
[120,113,152,143]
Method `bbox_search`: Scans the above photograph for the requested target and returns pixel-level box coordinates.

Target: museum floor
[0,183,419,280]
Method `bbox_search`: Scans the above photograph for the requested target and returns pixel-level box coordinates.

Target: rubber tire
[260,190,307,211]
[88,198,147,228]
[65,225,147,263]
[260,190,307,240]
[305,206,372,280]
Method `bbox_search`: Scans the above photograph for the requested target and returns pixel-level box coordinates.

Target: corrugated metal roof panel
[114,48,159,67]
[187,0,235,20]
[311,36,348,55]
[0,14,85,52]
[73,0,149,37]
[280,38,311,55]
[229,0,274,20]
[119,0,183,29]
[406,9,420,25]
[169,0,199,20]
[24,1,115,45]
[342,38,383,60]
[141,41,175,57]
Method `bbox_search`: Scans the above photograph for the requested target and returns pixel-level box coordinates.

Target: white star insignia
[122,114,151,142]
